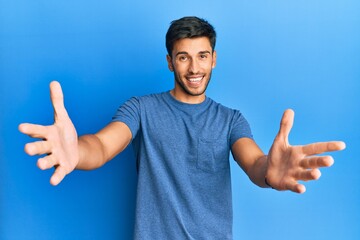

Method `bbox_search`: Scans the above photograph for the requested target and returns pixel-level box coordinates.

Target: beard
[173,70,212,97]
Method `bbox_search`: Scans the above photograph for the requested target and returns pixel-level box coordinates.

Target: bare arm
[232,109,346,193]
[77,122,132,170]
[19,81,132,185]
[231,138,269,188]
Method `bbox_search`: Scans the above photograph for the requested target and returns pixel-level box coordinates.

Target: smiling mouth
[186,76,204,83]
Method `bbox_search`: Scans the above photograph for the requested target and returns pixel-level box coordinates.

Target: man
[19,16,345,239]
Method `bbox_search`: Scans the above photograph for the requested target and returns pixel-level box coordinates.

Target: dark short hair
[165,16,216,56]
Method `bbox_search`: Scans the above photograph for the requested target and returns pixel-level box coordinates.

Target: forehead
[172,37,212,56]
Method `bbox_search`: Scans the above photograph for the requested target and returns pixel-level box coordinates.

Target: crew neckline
[164,90,211,110]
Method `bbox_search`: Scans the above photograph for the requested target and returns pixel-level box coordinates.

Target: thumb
[50,81,68,121]
[276,109,294,143]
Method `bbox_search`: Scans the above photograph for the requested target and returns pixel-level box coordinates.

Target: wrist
[265,176,274,189]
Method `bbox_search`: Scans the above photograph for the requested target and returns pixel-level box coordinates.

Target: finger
[37,155,57,170]
[24,141,51,156]
[50,81,68,121]
[294,184,306,194]
[276,109,294,143]
[300,156,334,169]
[19,123,48,139]
[284,179,306,194]
[302,141,346,156]
[295,168,321,181]
[50,166,66,186]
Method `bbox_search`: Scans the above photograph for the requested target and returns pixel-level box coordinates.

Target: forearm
[232,138,272,188]
[76,134,108,170]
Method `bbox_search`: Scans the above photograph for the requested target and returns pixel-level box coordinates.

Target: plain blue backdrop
[1,1,359,239]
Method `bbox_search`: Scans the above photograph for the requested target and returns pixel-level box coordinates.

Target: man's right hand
[19,81,79,186]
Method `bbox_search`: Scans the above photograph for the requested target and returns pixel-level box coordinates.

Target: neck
[170,89,206,104]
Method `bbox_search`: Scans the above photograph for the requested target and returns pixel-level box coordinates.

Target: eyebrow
[175,50,212,57]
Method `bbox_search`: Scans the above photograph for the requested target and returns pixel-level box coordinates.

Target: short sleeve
[112,97,141,140]
[229,111,253,146]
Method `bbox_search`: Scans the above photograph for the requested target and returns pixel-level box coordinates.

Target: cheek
[199,59,214,68]
[173,63,188,74]
[203,62,214,71]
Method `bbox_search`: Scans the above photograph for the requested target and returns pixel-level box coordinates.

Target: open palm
[19,81,79,185]
[266,109,345,193]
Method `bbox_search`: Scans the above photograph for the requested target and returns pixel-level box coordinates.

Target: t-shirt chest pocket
[197,138,230,173]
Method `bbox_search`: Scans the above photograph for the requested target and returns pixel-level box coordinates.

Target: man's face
[167,37,217,101]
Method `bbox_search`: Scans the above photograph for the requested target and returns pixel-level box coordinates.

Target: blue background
[1,1,359,239]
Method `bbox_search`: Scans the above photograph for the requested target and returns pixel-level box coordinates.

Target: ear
[212,50,217,69]
[166,55,174,72]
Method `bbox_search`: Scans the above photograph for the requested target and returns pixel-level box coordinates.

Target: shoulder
[207,97,250,127]
[207,97,241,115]
[122,92,167,107]
[134,92,167,103]
[138,93,169,111]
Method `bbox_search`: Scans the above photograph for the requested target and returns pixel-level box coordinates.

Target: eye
[199,54,208,60]
[178,55,188,62]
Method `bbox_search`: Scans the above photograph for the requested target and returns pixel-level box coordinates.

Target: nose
[189,59,200,74]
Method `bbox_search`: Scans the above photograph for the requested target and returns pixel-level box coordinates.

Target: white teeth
[188,77,203,82]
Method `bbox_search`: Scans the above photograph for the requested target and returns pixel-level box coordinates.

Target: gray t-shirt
[112,91,253,240]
